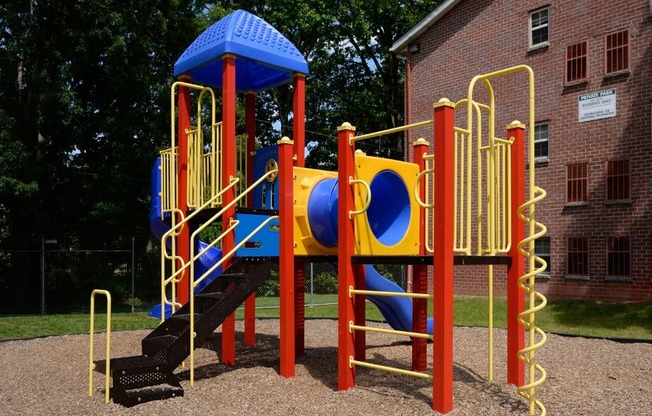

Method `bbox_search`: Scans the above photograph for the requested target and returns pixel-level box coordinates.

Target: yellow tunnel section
[293,153,421,256]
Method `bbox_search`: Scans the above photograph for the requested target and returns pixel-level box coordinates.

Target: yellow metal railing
[466,65,546,415]
[235,133,248,205]
[160,147,177,216]
[187,168,279,386]
[350,119,433,143]
[88,289,112,404]
[159,177,240,320]
[168,81,218,213]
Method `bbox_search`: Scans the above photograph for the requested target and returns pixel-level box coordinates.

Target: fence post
[41,235,45,315]
[131,236,135,313]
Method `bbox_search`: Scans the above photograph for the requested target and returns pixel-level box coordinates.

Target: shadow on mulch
[174,330,527,412]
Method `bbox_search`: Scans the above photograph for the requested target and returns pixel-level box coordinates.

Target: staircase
[92,257,273,407]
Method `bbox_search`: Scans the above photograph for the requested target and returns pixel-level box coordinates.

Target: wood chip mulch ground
[1,319,650,415]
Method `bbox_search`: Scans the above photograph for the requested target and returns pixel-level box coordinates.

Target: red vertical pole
[244,91,257,347]
[278,137,296,377]
[292,73,306,356]
[337,122,356,390]
[221,54,237,365]
[412,138,429,371]
[432,99,455,414]
[292,73,306,166]
[507,121,526,386]
[176,76,191,306]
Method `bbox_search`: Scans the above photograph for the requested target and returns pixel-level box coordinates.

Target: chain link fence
[0,240,406,315]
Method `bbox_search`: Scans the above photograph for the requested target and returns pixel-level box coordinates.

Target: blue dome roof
[174,10,309,91]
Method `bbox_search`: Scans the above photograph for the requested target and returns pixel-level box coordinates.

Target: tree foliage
[0,0,440,310]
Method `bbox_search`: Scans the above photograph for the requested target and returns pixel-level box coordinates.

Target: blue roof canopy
[174,10,309,92]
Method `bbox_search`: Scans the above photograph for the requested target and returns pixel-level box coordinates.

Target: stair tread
[195,292,227,299]
[219,272,248,279]
[169,313,201,321]
[93,355,162,374]
[125,382,183,396]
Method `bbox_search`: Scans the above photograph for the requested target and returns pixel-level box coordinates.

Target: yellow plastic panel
[353,154,420,255]
[293,167,338,255]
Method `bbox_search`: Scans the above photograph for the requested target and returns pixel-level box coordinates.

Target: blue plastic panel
[235,212,279,257]
[174,9,309,91]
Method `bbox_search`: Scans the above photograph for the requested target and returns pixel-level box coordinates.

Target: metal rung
[349,323,432,340]
[349,287,432,299]
[349,357,432,380]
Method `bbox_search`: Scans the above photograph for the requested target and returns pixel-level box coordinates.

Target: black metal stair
[92,257,273,407]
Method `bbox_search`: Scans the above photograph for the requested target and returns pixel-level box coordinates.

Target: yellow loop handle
[348,177,371,219]
[414,168,434,208]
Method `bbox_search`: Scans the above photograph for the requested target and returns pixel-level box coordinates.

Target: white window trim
[534,121,550,163]
[529,7,549,48]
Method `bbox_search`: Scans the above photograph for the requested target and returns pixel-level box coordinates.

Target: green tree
[0,0,209,311]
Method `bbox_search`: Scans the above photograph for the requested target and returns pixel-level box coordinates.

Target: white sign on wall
[578,89,617,123]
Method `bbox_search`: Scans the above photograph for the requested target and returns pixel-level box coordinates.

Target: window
[605,30,629,74]
[566,163,588,203]
[606,159,630,200]
[535,237,551,275]
[567,237,588,276]
[529,7,549,47]
[534,122,549,161]
[566,41,587,83]
[607,236,630,277]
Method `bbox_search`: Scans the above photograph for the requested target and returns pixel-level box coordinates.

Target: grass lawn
[0,296,650,341]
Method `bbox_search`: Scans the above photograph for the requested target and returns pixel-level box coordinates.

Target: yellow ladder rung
[350,323,432,340]
[349,357,433,380]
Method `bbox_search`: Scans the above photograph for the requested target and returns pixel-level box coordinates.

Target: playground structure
[88,9,547,415]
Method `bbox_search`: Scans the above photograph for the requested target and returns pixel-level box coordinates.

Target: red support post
[176,76,191,306]
[278,137,296,377]
[293,73,306,356]
[292,73,306,166]
[507,121,526,386]
[432,99,455,414]
[221,54,237,365]
[337,122,356,390]
[244,91,257,347]
[412,138,430,371]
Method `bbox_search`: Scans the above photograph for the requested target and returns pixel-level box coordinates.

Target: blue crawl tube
[148,157,222,319]
[306,170,433,335]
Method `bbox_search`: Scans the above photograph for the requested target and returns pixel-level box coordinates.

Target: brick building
[392,0,652,301]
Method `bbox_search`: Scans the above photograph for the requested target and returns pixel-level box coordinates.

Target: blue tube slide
[307,173,434,335]
[148,157,222,319]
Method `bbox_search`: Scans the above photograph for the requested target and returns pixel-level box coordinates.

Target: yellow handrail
[351,119,434,143]
[189,213,279,386]
[159,176,240,321]
[348,177,371,219]
[88,289,112,404]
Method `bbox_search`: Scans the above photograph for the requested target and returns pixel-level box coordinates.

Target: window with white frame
[534,122,549,162]
[535,237,551,275]
[529,7,549,47]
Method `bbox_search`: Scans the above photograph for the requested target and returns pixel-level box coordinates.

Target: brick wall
[406,0,652,302]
